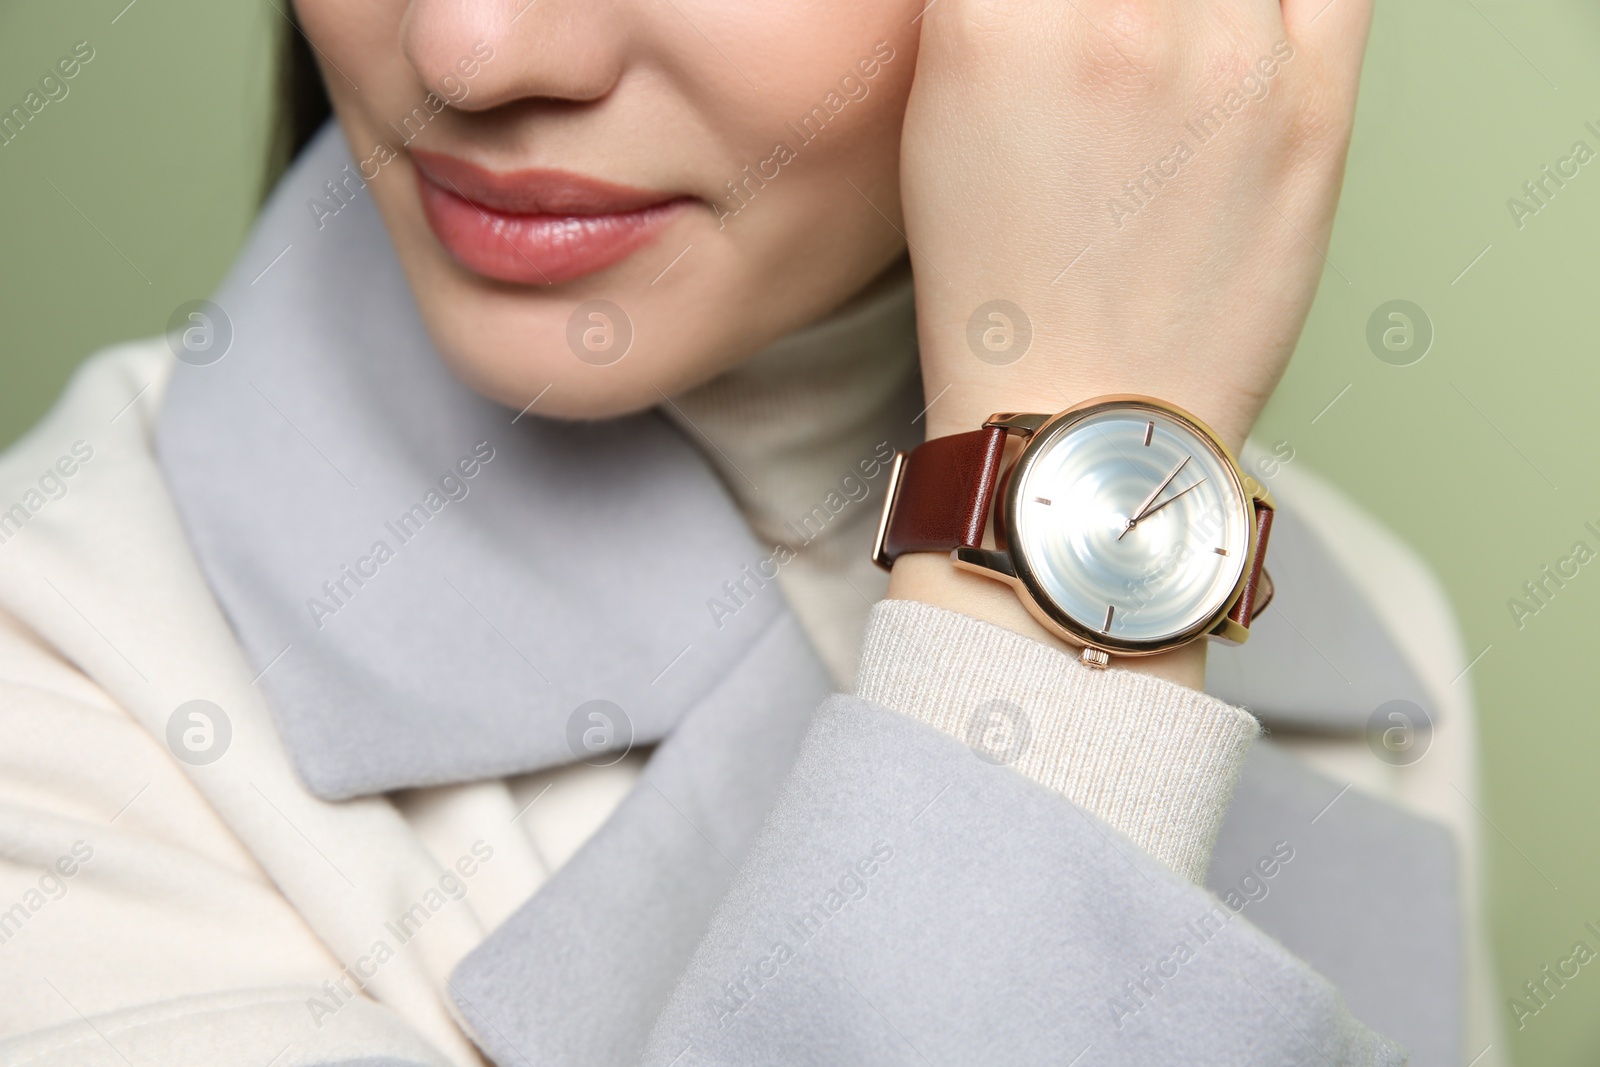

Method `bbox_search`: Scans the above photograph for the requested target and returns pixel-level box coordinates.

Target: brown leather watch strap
[875,427,1007,569]
[874,421,1275,634]
[1229,502,1275,625]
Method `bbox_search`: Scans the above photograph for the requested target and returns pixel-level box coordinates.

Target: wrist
[920,375,1259,460]
[911,307,1268,456]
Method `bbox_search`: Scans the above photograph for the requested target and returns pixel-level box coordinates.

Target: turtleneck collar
[661,259,925,686]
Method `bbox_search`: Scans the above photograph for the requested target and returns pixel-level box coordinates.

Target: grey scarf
[158,124,801,800]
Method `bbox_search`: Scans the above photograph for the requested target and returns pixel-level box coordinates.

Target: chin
[405,252,797,423]
[427,338,663,422]
[423,307,735,424]
[381,176,876,423]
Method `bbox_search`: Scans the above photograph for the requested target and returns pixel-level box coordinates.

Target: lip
[411,149,690,285]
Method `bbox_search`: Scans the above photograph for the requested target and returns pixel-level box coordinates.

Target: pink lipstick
[412,149,690,285]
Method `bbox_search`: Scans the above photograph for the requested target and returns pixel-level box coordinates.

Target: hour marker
[1213,547,1229,556]
[1033,495,1052,506]
[1102,605,1115,632]
[1143,421,1154,446]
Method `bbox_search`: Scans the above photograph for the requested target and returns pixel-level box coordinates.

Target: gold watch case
[952,395,1274,664]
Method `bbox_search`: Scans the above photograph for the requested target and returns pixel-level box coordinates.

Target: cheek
[295,0,419,141]
[294,0,926,424]
[690,3,923,165]
[293,0,395,82]
[685,4,921,276]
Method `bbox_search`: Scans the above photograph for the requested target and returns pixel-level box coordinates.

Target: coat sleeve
[640,692,1404,1066]
[634,602,1404,1066]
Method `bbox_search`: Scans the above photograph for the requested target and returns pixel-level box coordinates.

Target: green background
[3,1,1598,1062]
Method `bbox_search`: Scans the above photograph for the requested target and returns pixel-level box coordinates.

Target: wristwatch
[872,395,1274,668]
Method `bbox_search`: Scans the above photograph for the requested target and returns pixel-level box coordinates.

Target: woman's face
[293,0,922,419]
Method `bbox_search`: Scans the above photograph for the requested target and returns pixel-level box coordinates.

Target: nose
[400,0,627,111]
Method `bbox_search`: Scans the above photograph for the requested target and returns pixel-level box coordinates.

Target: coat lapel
[1206,449,1436,736]
[158,125,788,801]
[450,610,832,1067]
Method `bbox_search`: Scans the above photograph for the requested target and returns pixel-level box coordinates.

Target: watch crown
[1080,647,1110,670]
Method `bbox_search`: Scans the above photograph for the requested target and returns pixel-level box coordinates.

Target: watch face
[1009,402,1251,648]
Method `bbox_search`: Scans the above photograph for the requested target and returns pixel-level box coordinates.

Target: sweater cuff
[853,598,1260,882]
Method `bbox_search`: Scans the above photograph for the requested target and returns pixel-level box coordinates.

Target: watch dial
[1012,406,1250,645]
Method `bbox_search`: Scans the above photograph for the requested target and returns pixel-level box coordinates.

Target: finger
[1206,0,1287,41]
[1282,0,1374,87]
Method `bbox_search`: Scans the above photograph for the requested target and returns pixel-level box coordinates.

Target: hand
[888,0,1372,683]
[897,0,1372,450]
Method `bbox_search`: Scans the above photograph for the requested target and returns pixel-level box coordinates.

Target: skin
[295,0,1373,690]
[294,0,925,417]
[893,0,1373,686]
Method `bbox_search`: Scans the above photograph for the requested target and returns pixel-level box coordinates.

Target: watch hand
[1118,455,1190,540]
[1135,477,1207,522]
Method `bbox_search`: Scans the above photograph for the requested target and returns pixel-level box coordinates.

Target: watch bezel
[996,395,1259,657]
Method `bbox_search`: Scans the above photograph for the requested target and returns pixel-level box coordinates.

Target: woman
[0,0,1497,1063]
